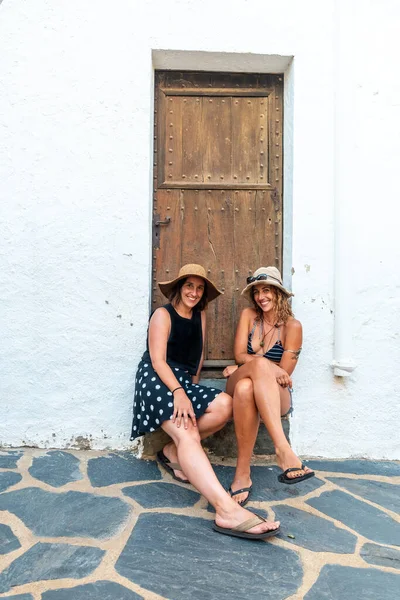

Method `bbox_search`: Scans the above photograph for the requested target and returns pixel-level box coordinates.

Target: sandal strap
[167,461,182,470]
[233,515,266,532]
[229,486,252,498]
[282,466,306,475]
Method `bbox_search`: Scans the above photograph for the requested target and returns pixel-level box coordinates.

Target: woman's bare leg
[230,378,259,504]
[161,419,280,535]
[162,392,232,480]
[227,359,313,480]
[197,391,233,439]
[230,379,296,502]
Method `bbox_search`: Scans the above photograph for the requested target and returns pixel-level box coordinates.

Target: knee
[252,357,275,380]
[234,378,254,402]
[176,424,201,446]
[208,392,233,421]
[217,392,233,420]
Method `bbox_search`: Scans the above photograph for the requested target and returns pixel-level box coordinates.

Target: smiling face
[252,283,277,315]
[179,276,205,310]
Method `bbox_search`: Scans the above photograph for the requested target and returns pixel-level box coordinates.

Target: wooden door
[152,71,283,370]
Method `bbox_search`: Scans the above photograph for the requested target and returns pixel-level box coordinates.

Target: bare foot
[229,474,252,505]
[162,442,188,483]
[276,447,314,480]
[215,502,280,535]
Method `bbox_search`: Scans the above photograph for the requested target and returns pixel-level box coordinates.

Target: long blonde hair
[251,286,293,324]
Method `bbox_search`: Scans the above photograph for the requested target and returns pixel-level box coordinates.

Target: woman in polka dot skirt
[130,264,280,540]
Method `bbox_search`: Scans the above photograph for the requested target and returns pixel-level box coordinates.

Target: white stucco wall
[1,0,399,457]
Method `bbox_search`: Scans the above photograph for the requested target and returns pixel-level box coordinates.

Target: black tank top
[142,303,203,375]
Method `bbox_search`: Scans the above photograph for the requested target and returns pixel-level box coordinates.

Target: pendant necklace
[259,321,276,348]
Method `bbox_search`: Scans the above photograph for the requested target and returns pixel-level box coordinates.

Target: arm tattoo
[284,348,302,360]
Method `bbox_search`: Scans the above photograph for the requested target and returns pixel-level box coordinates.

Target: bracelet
[171,386,183,394]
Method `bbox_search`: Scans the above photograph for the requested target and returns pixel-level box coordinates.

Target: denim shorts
[281,386,293,417]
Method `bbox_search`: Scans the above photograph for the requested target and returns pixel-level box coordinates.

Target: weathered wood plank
[202,97,232,185]
[153,71,283,363]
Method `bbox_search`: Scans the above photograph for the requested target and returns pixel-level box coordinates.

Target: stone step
[141,378,290,458]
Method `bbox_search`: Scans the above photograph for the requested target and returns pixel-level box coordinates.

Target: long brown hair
[251,285,293,324]
[167,278,209,312]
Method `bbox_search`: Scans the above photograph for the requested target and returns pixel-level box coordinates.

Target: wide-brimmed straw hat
[158,264,223,302]
[241,266,293,301]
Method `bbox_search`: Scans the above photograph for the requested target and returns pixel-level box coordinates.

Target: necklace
[259,321,276,348]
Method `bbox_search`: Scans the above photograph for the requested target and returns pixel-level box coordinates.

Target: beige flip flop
[213,514,280,540]
[157,449,190,484]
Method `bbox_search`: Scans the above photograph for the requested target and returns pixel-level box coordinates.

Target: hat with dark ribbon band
[158,264,223,302]
[241,266,293,301]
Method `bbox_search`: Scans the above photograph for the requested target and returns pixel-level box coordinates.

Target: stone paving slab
[87,452,161,487]
[122,482,201,508]
[307,490,400,546]
[42,581,143,599]
[305,459,400,476]
[360,542,400,569]
[0,488,132,539]
[29,451,83,488]
[0,543,105,593]
[304,565,400,599]
[0,473,22,493]
[0,524,21,555]
[327,477,400,513]
[115,513,302,600]
[0,452,23,469]
[0,450,399,599]
[272,505,357,553]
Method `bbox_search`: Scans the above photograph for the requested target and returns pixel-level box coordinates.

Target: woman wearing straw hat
[223,266,314,506]
[130,264,280,540]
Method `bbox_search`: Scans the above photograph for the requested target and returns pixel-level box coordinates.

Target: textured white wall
[291,0,400,459]
[1,0,399,457]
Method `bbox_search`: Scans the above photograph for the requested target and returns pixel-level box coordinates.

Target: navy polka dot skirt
[130,359,222,440]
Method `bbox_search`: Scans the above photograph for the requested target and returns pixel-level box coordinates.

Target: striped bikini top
[247,320,284,363]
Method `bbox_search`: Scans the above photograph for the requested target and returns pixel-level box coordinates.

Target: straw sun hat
[158,264,223,302]
[241,266,293,301]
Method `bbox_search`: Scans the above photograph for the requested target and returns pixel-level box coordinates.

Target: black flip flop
[156,449,190,484]
[228,485,252,507]
[213,514,280,541]
[278,463,315,485]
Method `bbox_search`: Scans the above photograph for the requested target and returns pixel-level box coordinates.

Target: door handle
[153,215,171,249]
[155,217,171,226]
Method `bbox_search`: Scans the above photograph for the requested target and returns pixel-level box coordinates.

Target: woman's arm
[279,319,303,377]
[234,308,258,365]
[192,311,206,384]
[148,308,182,391]
[223,309,259,377]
